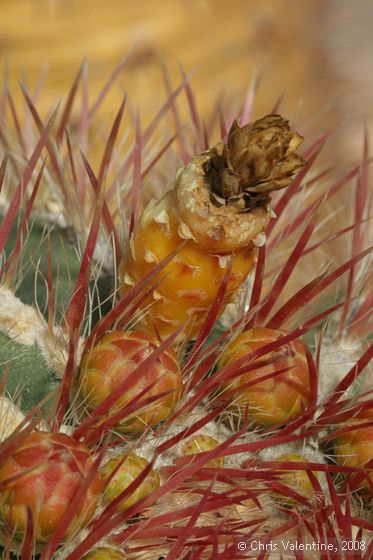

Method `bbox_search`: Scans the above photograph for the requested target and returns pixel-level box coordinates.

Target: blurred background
[0,0,371,167]
[0,0,371,212]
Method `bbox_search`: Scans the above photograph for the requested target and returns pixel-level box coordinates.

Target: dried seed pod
[216,327,310,426]
[102,453,160,512]
[334,423,373,494]
[79,330,182,433]
[0,431,102,543]
[179,433,225,468]
[120,115,304,340]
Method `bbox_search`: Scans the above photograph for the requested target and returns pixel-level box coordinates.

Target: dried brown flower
[204,114,305,211]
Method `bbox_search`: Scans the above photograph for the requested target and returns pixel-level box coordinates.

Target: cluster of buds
[0,114,312,555]
[4,99,371,560]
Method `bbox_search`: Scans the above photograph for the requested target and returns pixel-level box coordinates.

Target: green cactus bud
[102,453,160,512]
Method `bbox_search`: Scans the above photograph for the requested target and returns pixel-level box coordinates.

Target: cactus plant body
[0,58,372,559]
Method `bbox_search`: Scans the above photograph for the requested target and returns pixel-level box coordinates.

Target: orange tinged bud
[0,431,102,543]
[180,434,225,468]
[216,328,310,426]
[79,330,182,433]
[334,423,373,494]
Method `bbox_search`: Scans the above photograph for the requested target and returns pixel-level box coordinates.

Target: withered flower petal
[204,114,305,211]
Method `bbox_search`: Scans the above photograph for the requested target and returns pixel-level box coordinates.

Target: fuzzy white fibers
[0,286,79,377]
[318,336,370,400]
[0,396,25,441]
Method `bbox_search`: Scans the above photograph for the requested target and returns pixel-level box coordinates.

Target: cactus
[0,58,372,559]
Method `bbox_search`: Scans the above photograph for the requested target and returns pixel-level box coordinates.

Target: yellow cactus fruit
[216,327,310,426]
[179,433,225,468]
[102,453,160,512]
[79,330,182,433]
[120,115,305,340]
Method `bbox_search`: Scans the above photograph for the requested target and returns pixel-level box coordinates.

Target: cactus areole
[120,115,305,339]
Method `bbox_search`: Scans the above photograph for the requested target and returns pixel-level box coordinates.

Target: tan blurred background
[0,0,371,167]
[0,1,330,130]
